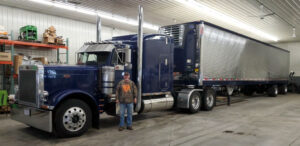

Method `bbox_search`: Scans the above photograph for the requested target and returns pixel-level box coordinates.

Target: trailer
[10,8,289,137]
[160,21,289,112]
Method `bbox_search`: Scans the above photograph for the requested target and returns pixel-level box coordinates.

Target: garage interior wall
[0,5,134,64]
[273,42,300,76]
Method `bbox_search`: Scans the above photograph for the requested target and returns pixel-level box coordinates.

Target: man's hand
[116,99,119,103]
[134,98,137,104]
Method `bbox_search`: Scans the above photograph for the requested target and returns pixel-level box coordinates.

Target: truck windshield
[77,52,111,65]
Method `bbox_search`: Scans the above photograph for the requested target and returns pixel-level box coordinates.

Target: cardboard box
[55,37,64,45]
[43,26,61,44]
[0,52,11,61]
[48,26,56,32]
[43,36,55,44]
[33,57,48,65]
[14,55,23,74]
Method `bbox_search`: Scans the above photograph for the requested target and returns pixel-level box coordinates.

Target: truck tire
[267,85,278,97]
[202,88,216,111]
[54,99,92,137]
[188,91,201,113]
[279,85,288,94]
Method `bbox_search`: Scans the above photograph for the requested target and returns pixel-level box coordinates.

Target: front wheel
[54,99,92,137]
[202,88,216,111]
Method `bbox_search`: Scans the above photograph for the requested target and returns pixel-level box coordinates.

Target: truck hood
[43,64,101,106]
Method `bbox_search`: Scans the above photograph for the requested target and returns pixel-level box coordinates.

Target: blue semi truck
[11,19,289,137]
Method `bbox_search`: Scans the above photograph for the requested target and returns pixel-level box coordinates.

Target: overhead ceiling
[0,0,299,43]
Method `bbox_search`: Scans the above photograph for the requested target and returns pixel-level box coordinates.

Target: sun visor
[78,43,115,53]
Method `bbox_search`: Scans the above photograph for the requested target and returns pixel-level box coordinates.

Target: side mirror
[290,71,295,77]
[124,48,131,64]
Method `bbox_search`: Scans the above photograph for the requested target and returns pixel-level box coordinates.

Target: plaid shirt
[116,79,137,103]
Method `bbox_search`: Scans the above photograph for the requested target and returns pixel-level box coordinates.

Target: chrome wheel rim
[206,94,214,107]
[285,86,288,93]
[191,95,200,110]
[275,88,278,95]
[63,107,86,132]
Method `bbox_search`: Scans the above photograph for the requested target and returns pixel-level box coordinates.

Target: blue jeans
[119,103,133,127]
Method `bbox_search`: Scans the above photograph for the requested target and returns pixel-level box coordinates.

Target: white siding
[273,42,300,76]
[0,5,134,64]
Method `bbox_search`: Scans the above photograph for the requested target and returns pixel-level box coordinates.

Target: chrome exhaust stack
[96,14,102,42]
[135,5,143,112]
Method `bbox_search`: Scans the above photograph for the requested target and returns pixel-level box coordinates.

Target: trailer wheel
[202,88,216,111]
[188,91,201,113]
[54,99,92,137]
[267,85,278,97]
[279,85,288,94]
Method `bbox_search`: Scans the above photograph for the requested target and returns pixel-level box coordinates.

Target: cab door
[159,56,170,91]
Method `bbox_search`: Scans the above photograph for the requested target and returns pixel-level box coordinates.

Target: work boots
[119,127,125,131]
[127,126,133,130]
[119,126,133,131]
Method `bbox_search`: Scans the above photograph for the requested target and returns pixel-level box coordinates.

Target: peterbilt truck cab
[11,34,175,137]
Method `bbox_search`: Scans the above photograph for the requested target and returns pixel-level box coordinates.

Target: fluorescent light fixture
[175,0,279,42]
[28,0,159,31]
[292,27,296,38]
[29,0,53,6]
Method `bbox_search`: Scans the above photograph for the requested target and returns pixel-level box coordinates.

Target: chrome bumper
[11,104,53,132]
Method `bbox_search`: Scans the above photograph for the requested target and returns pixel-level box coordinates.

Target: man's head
[123,72,130,80]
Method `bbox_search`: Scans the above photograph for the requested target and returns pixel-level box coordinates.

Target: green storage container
[19,25,37,41]
[0,90,8,106]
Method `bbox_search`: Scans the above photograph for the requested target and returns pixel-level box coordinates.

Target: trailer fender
[177,89,203,109]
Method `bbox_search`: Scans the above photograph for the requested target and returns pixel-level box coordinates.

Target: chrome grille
[19,69,37,106]
[17,65,44,108]
[160,24,184,46]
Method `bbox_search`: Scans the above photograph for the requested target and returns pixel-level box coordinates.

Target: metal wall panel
[201,24,289,81]
[273,42,300,76]
[0,5,133,64]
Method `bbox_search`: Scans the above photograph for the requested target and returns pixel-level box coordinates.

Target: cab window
[77,52,110,65]
[112,51,125,65]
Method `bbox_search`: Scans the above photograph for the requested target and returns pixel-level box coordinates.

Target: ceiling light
[292,27,296,38]
[175,0,279,42]
[259,5,264,11]
[28,0,159,31]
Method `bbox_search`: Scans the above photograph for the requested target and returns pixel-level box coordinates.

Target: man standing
[116,72,137,131]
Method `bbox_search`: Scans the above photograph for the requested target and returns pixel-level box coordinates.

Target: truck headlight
[40,91,49,102]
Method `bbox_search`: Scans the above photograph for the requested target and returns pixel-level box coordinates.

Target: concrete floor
[1,94,300,146]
